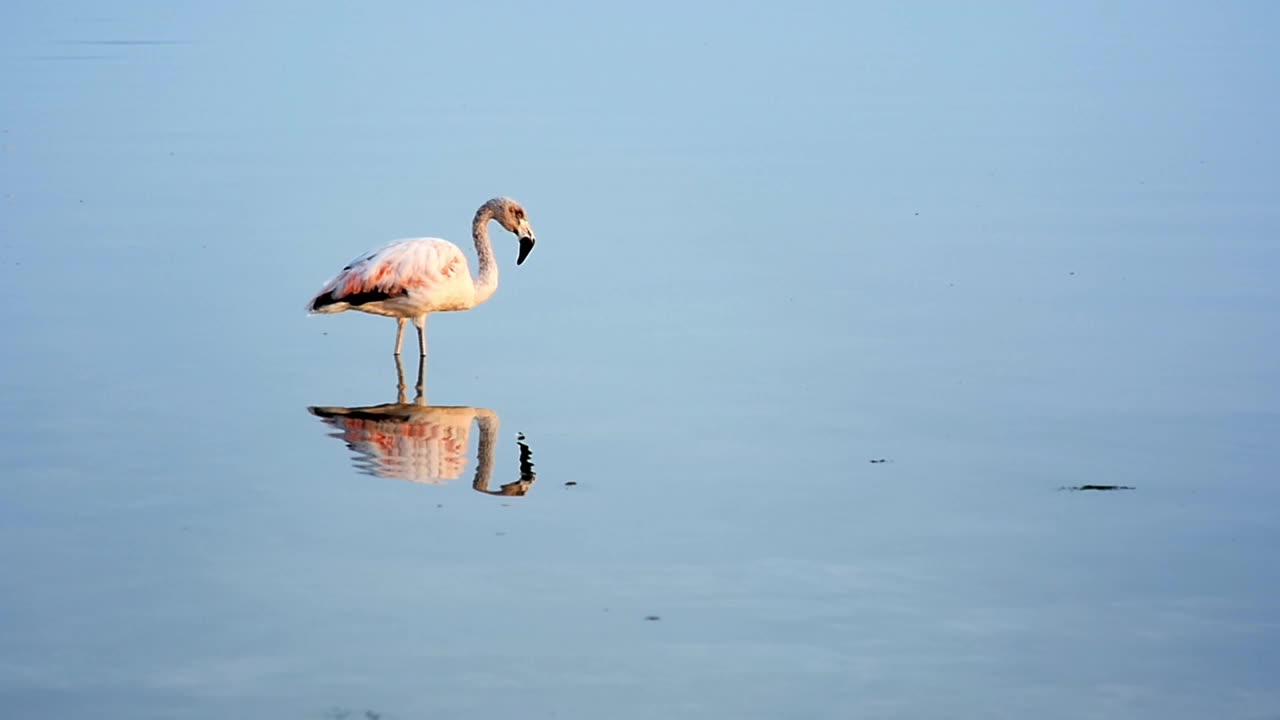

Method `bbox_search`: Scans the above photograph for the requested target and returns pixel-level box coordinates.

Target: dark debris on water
[1063,485,1135,492]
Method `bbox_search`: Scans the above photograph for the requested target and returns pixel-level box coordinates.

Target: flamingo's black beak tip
[517,236,536,266]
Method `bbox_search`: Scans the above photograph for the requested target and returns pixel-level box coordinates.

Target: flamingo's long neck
[472,203,499,305]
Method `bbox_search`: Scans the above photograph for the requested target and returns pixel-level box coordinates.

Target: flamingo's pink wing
[318,238,468,302]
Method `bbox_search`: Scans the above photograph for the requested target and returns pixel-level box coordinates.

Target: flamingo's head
[490,197,537,265]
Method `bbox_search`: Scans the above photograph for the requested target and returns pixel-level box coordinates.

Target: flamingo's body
[307,197,537,356]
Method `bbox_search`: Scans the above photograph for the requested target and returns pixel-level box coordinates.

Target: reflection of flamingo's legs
[394,355,407,404]
[414,355,427,405]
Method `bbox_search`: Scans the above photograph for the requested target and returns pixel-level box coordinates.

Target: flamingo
[307,197,537,356]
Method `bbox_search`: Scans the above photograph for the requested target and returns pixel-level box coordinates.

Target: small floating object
[565,481,578,487]
[869,458,887,464]
[644,615,661,621]
[1064,484,1135,491]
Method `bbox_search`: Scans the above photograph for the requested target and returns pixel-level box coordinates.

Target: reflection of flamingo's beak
[517,235,536,265]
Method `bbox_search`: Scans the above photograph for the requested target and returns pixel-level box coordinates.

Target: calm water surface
[2,3,1279,718]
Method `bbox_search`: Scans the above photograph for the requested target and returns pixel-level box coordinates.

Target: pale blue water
[2,3,1279,718]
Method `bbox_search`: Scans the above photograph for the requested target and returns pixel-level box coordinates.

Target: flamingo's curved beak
[517,235,536,265]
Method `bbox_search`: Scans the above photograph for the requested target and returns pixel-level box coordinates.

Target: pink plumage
[306,197,537,357]
[310,238,470,312]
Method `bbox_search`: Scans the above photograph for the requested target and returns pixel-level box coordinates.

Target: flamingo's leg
[394,318,406,356]
[414,315,427,357]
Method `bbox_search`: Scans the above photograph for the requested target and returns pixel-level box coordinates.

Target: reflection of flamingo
[308,357,535,495]
[306,197,538,357]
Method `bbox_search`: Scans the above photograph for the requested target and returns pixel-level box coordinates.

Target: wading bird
[307,197,537,356]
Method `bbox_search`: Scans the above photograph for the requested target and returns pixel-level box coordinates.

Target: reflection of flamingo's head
[497,479,534,497]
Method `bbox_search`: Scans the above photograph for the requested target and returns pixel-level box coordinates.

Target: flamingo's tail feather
[308,291,348,314]
[308,288,405,314]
